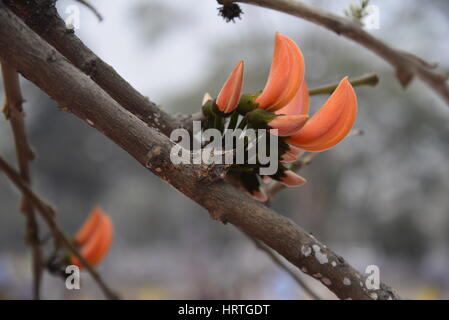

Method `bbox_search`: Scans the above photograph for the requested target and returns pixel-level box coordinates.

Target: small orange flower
[216,60,244,114]
[281,145,304,163]
[268,114,308,136]
[279,170,307,186]
[255,33,305,112]
[288,77,357,151]
[71,207,113,269]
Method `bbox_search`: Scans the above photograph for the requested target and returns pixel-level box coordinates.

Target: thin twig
[0,156,120,300]
[242,230,321,300]
[75,0,103,21]
[309,72,379,96]
[1,61,43,300]
[232,0,449,107]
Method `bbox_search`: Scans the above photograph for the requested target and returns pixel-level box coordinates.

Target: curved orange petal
[276,79,309,116]
[216,60,244,113]
[74,206,104,245]
[281,145,304,163]
[256,33,304,111]
[267,36,305,111]
[71,214,113,268]
[279,171,307,186]
[269,114,308,136]
[288,77,357,151]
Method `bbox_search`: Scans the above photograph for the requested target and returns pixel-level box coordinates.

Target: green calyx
[211,100,233,118]
[236,94,258,115]
[246,108,276,130]
[202,100,214,117]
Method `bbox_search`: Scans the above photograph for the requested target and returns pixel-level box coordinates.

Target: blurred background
[0,0,448,299]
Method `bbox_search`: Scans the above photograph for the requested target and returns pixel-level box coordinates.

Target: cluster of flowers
[50,33,357,271]
[201,33,357,201]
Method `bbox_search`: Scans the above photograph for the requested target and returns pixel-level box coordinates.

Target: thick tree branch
[0,155,119,300]
[230,0,449,106]
[0,5,400,300]
[1,61,43,299]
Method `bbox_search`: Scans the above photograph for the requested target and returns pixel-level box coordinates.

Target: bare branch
[74,0,103,21]
[0,155,119,300]
[0,6,400,299]
[231,0,449,106]
[1,61,43,299]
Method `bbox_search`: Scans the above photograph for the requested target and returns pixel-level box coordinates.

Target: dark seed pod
[217,2,243,23]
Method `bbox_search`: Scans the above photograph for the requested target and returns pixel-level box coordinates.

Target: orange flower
[74,206,103,245]
[255,33,305,112]
[268,114,308,136]
[276,78,309,116]
[71,207,113,269]
[288,77,357,151]
[216,60,244,114]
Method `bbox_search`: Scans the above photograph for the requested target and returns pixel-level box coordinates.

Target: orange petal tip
[71,211,113,269]
[256,33,305,112]
[216,60,244,113]
[280,171,307,186]
[288,77,357,151]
